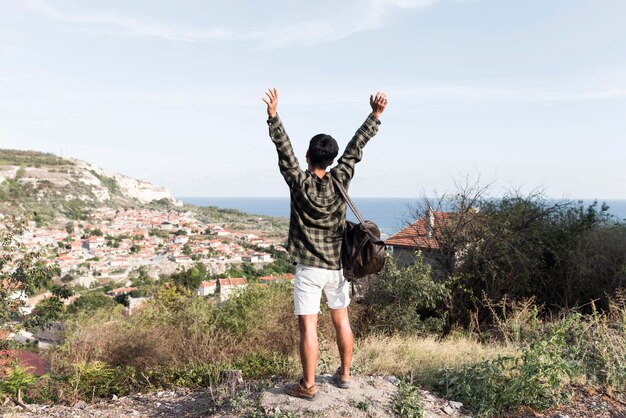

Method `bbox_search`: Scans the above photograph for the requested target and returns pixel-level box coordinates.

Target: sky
[0,0,624,199]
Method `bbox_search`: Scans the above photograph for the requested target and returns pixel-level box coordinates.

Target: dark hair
[308,134,339,169]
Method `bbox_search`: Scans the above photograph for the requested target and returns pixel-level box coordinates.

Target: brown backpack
[331,175,386,281]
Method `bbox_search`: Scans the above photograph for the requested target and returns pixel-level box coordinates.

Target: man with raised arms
[262,88,387,399]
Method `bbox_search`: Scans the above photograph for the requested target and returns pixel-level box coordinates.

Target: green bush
[423,188,626,323]
[392,380,424,418]
[438,321,574,417]
[141,363,222,388]
[232,351,295,379]
[560,302,626,392]
[67,293,119,314]
[66,361,136,400]
[0,363,37,402]
[363,254,451,335]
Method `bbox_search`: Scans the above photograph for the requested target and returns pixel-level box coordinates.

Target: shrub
[560,299,626,393]
[392,380,424,418]
[140,363,222,389]
[64,361,136,400]
[232,351,296,379]
[50,282,302,379]
[437,321,574,417]
[66,293,118,314]
[0,363,37,403]
[412,180,626,325]
[362,254,450,335]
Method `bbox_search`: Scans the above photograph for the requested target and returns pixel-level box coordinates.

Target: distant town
[9,207,291,314]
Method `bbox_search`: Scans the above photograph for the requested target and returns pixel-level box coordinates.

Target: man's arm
[263,88,305,187]
[332,92,388,184]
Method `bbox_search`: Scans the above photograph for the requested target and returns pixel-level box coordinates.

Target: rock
[449,400,463,409]
[387,376,400,386]
[111,395,118,401]
[442,405,455,415]
[220,369,244,386]
[74,400,88,409]
[556,415,570,418]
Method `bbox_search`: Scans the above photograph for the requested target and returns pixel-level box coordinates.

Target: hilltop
[0,149,181,222]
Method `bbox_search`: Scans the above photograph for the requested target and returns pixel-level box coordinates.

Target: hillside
[0,149,180,222]
[0,149,289,236]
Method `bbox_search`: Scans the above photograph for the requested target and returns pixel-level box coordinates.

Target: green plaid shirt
[267,113,381,270]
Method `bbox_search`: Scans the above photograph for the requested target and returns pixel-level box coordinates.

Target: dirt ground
[1,376,624,417]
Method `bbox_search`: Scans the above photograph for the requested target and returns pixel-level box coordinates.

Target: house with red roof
[197,280,217,296]
[218,277,247,301]
[385,210,453,266]
[259,273,295,284]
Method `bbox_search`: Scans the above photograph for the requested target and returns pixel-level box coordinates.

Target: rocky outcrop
[70,159,182,206]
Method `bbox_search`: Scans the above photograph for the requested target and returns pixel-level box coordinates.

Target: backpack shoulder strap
[329,174,366,225]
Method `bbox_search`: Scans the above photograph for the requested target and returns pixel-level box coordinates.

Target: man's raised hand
[370,92,388,119]
[262,88,278,118]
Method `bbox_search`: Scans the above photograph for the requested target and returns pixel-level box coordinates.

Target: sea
[179,197,626,238]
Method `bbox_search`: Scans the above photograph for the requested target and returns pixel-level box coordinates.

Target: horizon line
[177,195,626,202]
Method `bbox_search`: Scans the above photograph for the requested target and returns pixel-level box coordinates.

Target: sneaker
[284,379,319,400]
[332,368,351,389]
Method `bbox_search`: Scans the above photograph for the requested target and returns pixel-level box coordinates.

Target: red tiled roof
[218,278,247,286]
[199,280,216,287]
[385,211,452,250]
[108,287,138,295]
[0,350,47,376]
[259,273,295,282]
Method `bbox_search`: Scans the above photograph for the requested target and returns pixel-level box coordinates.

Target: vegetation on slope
[3,173,626,416]
[0,149,72,167]
[0,149,290,236]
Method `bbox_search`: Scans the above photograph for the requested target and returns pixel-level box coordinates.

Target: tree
[51,284,74,299]
[169,263,209,290]
[114,293,130,306]
[60,274,74,283]
[28,297,64,327]
[67,292,118,314]
[26,285,74,328]
[1,217,54,349]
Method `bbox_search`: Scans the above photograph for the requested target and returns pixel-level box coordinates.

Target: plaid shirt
[267,113,381,270]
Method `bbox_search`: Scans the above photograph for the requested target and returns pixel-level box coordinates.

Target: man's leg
[330,307,353,377]
[298,314,319,388]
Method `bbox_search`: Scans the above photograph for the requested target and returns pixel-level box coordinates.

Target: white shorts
[294,263,350,315]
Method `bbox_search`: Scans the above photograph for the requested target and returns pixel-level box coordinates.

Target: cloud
[22,0,232,42]
[252,0,442,48]
[22,0,442,47]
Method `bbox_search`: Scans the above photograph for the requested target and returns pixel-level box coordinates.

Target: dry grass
[352,333,516,387]
[49,284,303,373]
